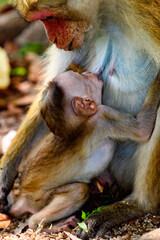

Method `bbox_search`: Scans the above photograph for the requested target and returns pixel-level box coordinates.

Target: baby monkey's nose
[82,72,103,85]
[83,71,99,80]
[83,71,95,76]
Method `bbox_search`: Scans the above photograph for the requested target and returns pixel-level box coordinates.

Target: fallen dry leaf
[0,213,10,221]
[0,47,10,89]
[95,180,104,193]
[2,130,16,154]
[4,41,18,55]
[0,213,11,229]
[13,82,32,94]
[14,221,28,235]
[12,95,36,106]
[140,228,160,240]
[8,104,24,116]
[28,58,45,83]
[64,231,82,240]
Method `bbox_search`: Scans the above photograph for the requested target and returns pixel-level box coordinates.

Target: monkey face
[54,71,103,128]
[41,70,103,137]
[12,0,100,50]
[56,71,103,106]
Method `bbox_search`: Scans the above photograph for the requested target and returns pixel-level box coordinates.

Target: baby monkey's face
[55,71,103,106]
[54,70,103,130]
[41,71,103,137]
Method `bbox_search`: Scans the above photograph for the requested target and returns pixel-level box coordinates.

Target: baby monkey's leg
[29,183,89,229]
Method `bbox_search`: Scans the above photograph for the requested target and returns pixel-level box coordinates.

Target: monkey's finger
[96,222,111,238]
[75,214,102,239]
[75,227,89,240]
[87,217,102,238]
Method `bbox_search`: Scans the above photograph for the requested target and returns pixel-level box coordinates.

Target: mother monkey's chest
[81,24,159,191]
[86,26,158,115]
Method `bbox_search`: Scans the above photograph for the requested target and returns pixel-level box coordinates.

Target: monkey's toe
[76,227,89,240]
[28,216,40,230]
[76,212,104,239]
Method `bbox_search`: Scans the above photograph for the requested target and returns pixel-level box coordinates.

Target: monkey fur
[9,71,160,230]
[1,0,160,238]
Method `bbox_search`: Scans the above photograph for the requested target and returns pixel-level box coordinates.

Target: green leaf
[81,211,86,220]
[10,67,27,76]
[0,0,8,6]
[78,222,88,233]
[97,207,102,212]
[19,42,45,56]
[86,212,90,216]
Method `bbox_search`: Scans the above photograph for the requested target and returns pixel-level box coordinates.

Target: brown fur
[9,71,160,230]
[1,0,160,237]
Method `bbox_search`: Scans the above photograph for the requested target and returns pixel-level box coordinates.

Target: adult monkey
[0,0,160,238]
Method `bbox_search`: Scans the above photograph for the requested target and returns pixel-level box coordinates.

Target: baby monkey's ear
[72,97,97,116]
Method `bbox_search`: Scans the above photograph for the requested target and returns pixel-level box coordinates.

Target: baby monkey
[10,71,160,229]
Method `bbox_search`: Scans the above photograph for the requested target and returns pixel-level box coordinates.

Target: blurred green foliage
[10,67,27,76]
[0,0,9,6]
[19,42,46,56]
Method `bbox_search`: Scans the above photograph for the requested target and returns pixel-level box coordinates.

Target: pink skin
[42,18,85,50]
[26,10,89,50]
[27,10,55,22]
[9,198,36,217]
[109,64,115,76]
[42,216,79,233]
[10,199,78,230]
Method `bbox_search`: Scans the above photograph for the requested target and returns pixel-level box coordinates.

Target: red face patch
[27,10,88,50]
[42,18,87,50]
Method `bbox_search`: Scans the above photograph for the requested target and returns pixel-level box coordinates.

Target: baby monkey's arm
[96,72,160,142]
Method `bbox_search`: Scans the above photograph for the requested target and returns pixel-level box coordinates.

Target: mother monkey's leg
[134,107,160,211]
